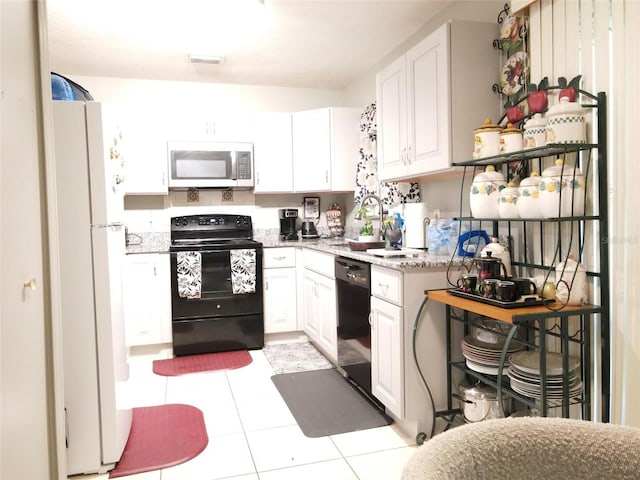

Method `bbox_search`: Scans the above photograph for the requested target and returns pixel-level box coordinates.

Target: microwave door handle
[230,151,237,180]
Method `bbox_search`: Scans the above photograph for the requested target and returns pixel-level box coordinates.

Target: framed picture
[303,197,320,219]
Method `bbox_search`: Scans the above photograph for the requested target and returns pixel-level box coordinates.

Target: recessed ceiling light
[189,55,225,64]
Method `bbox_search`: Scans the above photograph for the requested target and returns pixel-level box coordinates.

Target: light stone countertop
[125,231,170,254]
[256,235,463,271]
[126,231,464,271]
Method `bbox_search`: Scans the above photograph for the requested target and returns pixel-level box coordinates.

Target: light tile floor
[87,347,417,480]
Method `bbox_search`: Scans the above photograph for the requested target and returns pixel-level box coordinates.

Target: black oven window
[200,251,232,295]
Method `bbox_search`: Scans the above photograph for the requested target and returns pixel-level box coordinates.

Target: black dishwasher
[335,257,372,396]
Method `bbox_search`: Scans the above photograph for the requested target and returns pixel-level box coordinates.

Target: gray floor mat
[272,368,391,438]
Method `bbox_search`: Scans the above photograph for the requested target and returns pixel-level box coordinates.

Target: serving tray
[447,288,552,309]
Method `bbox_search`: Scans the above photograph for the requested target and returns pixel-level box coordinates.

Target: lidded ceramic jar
[469,165,506,218]
[523,114,547,149]
[473,119,503,159]
[555,256,588,305]
[539,159,585,218]
[517,170,543,218]
[545,97,586,144]
[498,182,520,219]
[499,123,523,154]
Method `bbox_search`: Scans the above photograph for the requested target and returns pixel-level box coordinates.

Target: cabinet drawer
[302,248,335,278]
[371,265,403,306]
[264,247,296,268]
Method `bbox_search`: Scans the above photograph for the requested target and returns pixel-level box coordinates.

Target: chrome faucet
[355,194,384,240]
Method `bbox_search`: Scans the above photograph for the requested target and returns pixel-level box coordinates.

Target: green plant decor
[357,207,374,236]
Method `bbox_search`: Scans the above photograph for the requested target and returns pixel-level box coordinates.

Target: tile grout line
[225,368,262,478]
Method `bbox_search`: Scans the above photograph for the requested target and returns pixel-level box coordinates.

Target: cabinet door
[123,109,169,195]
[252,112,294,193]
[264,267,297,333]
[302,269,320,342]
[376,55,408,181]
[406,22,450,176]
[123,253,171,346]
[292,108,331,192]
[371,296,404,418]
[315,272,338,363]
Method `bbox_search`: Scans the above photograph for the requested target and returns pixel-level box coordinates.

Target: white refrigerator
[53,101,132,475]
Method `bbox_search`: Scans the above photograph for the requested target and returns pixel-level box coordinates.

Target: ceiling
[46,0,452,89]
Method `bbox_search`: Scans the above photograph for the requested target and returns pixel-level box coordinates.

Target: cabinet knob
[23,278,36,291]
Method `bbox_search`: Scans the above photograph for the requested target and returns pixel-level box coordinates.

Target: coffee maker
[279,208,298,240]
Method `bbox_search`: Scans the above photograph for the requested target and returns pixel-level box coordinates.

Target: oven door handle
[171,249,234,255]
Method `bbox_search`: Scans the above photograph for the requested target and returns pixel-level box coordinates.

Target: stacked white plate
[507,351,582,399]
[461,335,525,375]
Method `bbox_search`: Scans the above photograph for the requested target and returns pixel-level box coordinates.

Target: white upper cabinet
[252,112,294,193]
[376,21,498,182]
[292,107,361,193]
[123,108,169,195]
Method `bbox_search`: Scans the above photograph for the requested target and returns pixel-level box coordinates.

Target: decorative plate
[500,15,526,52]
[499,51,529,96]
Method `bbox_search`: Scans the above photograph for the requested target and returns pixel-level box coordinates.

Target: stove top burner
[170,214,257,249]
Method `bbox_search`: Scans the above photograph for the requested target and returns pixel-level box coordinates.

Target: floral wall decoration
[492,3,530,182]
[354,103,421,206]
[493,3,530,126]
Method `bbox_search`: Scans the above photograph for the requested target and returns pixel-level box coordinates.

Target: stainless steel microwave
[167,141,254,189]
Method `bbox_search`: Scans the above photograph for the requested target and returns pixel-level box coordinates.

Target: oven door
[170,247,263,320]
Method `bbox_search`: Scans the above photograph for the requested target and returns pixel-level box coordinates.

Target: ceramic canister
[539,159,585,218]
[498,181,519,219]
[473,119,503,159]
[517,170,543,218]
[523,113,547,149]
[545,97,586,144]
[469,165,506,218]
[499,123,523,154]
[555,257,588,305]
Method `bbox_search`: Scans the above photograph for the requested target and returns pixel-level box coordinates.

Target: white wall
[71,75,351,112]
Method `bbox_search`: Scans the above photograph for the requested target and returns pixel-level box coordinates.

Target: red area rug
[153,350,252,376]
[109,404,208,478]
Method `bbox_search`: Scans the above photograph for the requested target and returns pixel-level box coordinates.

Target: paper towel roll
[402,203,429,249]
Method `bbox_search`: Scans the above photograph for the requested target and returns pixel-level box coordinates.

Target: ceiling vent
[189,55,225,65]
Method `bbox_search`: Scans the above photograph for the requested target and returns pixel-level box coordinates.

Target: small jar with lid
[498,123,523,154]
[498,181,520,218]
[545,97,586,144]
[523,113,547,149]
[539,159,585,218]
[469,165,506,218]
[517,170,543,218]
[473,119,503,159]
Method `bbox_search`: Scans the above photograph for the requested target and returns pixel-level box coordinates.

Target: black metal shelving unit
[431,89,609,430]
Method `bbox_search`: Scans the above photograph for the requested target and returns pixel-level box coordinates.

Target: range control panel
[171,214,252,234]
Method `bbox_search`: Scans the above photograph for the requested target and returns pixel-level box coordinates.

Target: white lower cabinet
[123,253,171,347]
[370,264,458,442]
[301,249,337,363]
[371,295,404,418]
[263,248,298,333]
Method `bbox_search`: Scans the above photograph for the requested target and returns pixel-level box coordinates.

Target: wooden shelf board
[427,289,600,324]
